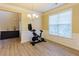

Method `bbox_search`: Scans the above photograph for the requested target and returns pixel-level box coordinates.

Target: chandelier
[27,13,38,19]
[27,4,39,19]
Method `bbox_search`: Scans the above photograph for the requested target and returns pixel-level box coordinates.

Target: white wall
[21,17,42,43]
[31,15,42,35]
[21,13,41,43]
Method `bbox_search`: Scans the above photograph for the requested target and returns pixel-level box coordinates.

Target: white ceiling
[7,3,64,13]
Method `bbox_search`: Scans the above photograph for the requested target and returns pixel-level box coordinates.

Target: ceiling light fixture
[27,4,39,21]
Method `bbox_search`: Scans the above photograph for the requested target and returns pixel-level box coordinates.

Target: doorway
[0,10,21,41]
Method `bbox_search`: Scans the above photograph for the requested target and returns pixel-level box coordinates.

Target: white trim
[48,9,72,39]
[43,30,79,50]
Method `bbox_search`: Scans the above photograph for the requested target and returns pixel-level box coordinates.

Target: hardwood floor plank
[0,38,79,56]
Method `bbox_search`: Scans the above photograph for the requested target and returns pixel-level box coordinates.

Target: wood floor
[0,38,79,56]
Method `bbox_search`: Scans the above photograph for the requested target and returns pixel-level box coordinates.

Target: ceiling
[7,3,64,13]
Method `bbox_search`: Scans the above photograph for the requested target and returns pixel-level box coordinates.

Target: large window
[49,9,72,38]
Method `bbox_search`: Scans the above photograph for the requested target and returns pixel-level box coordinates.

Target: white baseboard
[43,30,79,51]
[21,40,29,43]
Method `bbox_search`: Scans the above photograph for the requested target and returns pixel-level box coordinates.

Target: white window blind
[49,9,72,38]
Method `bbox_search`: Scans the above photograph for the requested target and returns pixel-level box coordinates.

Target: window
[49,9,72,38]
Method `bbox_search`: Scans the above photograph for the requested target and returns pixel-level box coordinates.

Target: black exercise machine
[28,24,46,46]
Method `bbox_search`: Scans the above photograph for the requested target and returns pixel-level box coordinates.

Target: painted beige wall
[0,4,26,42]
[42,3,79,33]
[0,4,31,42]
[0,10,19,31]
[0,4,41,43]
[42,4,79,50]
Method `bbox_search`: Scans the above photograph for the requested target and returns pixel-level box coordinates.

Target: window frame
[48,9,72,39]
